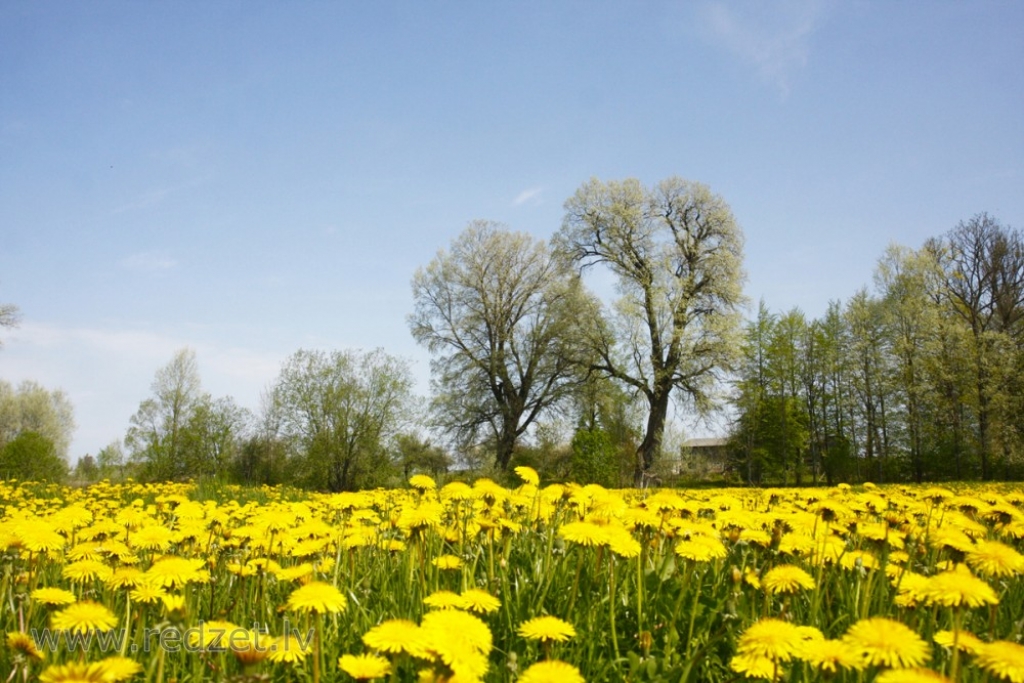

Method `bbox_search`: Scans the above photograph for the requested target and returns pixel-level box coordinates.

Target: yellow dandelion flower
[798,638,864,673]
[268,632,311,664]
[558,521,610,547]
[975,640,1024,683]
[424,590,464,610]
[460,589,501,614]
[421,609,492,680]
[840,550,880,572]
[51,601,118,634]
[439,481,475,501]
[128,525,174,551]
[843,617,930,669]
[398,502,445,532]
[934,629,985,656]
[739,528,773,548]
[144,557,209,589]
[66,542,106,562]
[728,652,777,680]
[362,619,429,658]
[230,630,274,666]
[381,539,406,553]
[675,535,728,562]
[338,653,391,680]
[186,620,239,651]
[606,526,642,558]
[95,655,143,682]
[17,522,65,553]
[31,587,77,606]
[62,559,113,583]
[285,581,347,614]
[517,660,585,683]
[514,466,540,487]
[761,565,816,595]
[161,594,186,617]
[966,540,1024,578]
[432,554,462,570]
[6,631,44,661]
[105,568,144,590]
[129,583,167,604]
[517,616,576,643]
[875,669,952,683]
[274,563,314,582]
[38,662,108,683]
[921,568,998,608]
[408,474,437,491]
[735,618,806,662]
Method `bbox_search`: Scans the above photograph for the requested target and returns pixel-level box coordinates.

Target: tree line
[730,213,1024,485]
[2,181,1020,489]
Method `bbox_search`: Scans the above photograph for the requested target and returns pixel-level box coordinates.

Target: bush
[0,431,67,482]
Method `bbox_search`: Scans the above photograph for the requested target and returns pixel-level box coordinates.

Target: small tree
[96,441,128,481]
[271,348,415,491]
[0,431,67,482]
[73,454,99,483]
[570,426,617,487]
[126,348,206,481]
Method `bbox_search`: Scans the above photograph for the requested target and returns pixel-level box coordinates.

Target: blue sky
[1,1,1021,461]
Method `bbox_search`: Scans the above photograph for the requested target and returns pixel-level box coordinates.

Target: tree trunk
[634,390,670,486]
[495,428,518,471]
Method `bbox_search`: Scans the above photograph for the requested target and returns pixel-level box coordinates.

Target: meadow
[2,471,1024,683]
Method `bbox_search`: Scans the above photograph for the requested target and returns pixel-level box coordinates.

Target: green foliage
[0,431,67,482]
[410,221,596,471]
[126,348,252,483]
[0,379,75,462]
[271,347,414,492]
[556,176,746,484]
[396,433,452,481]
[730,214,1024,485]
[570,426,618,487]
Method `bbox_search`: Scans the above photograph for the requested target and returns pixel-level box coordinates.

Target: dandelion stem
[609,553,620,662]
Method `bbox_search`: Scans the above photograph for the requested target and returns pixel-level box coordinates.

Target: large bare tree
[555,177,746,484]
[410,221,597,470]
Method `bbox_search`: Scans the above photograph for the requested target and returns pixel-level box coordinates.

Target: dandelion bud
[638,630,653,655]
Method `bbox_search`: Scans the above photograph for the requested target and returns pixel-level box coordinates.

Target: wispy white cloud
[0,321,287,459]
[110,175,212,215]
[698,0,827,96]
[513,187,544,207]
[120,251,178,274]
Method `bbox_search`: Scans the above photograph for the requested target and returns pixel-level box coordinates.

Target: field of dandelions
[3,470,1024,683]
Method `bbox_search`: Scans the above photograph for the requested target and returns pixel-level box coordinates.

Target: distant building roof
[683,437,729,449]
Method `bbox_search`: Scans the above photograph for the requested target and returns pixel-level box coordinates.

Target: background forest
[1,206,1021,491]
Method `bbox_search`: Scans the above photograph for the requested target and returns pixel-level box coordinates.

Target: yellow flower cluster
[1,477,1023,682]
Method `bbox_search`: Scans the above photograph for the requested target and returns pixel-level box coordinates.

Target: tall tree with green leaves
[271,348,414,491]
[556,177,746,484]
[929,214,1024,479]
[0,379,76,464]
[125,348,207,481]
[731,301,776,484]
[410,221,597,471]
[845,290,896,481]
[874,244,942,481]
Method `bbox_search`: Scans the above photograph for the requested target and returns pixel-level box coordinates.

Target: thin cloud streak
[513,187,544,206]
[698,0,827,96]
